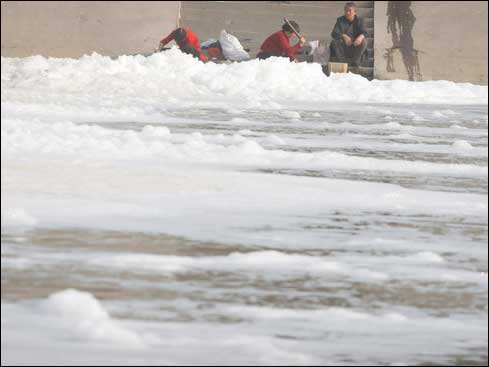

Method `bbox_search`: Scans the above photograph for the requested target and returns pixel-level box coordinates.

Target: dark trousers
[256,52,275,60]
[180,44,202,59]
[330,38,367,66]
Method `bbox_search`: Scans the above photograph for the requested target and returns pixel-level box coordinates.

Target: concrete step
[356,8,374,18]
[355,1,375,8]
[364,18,374,28]
[366,38,374,48]
[361,59,374,68]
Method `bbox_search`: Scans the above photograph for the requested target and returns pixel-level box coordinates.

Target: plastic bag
[309,40,330,65]
[219,30,250,62]
[201,39,218,49]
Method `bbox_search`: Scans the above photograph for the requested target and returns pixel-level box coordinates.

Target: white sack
[220,30,250,62]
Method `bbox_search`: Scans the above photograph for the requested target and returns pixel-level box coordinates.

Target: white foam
[3,118,487,177]
[2,298,487,366]
[87,251,389,282]
[140,125,171,138]
[222,305,405,323]
[281,111,302,119]
[433,109,460,118]
[404,251,445,263]
[1,208,37,229]
[452,140,474,150]
[408,112,428,122]
[2,53,487,108]
[1,49,488,367]
[263,134,286,145]
[41,289,144,347]
[238,129,255,135]
[383,121,403,129]
[450,124,467,129]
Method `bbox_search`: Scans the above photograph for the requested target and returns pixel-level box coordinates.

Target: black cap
[282,20,300,34]
[174,28,187,42]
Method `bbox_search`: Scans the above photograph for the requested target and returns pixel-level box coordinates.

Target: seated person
[330,2,368,67]
[158,28,208,62]
[256,20,306,62]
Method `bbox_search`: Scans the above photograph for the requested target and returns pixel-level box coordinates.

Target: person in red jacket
[257,20,306,62]
[158,28,208,62]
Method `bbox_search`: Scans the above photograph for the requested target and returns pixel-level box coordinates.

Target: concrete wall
[374,1,488,84]
[179,1,374,57]
[2,1,488,85]
[1,1,180,57]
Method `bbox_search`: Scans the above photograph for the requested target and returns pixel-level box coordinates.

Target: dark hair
[282,20,300,34]
[345,2,357,9]
[174,28,187,42]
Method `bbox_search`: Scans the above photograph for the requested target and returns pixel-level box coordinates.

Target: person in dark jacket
[158,28,208,62]
[330,2,368,67]
[257,20,306,62]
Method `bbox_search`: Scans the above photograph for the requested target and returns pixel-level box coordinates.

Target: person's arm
[276,32,301,61]
[343,34,353,46]
[331,18,343,40]
[287,41,302,61]
[353,18,368,47]
[353,18,368,46]
[356,17,368,38]
[353,34,365,47]
[159,29,177,49]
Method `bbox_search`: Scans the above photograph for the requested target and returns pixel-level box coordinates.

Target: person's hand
[299,37,306,47]
[157,42,165,52]
[342,34,352,46]
[354,35,364,47]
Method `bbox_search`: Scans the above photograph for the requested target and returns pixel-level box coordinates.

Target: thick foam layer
[2,51,487,108]
[2,290,487,366]
[3,118,487,178]
[2,50,487,367]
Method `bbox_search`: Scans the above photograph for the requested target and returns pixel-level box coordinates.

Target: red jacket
[160,28,202,52]
[259,31,301,61]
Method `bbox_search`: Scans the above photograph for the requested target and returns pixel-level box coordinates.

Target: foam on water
[1,51,488,366]
[2,118,487,178]
[2,290,487,366]
[85,250,389,282]
[1,208,37,229]
[41,289,144,347]
[452,140,475,150]
[2,51,487,109]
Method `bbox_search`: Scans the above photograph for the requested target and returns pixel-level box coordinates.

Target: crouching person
[256,20,306,62]
[330,2,368,67]
[158,28,208,62]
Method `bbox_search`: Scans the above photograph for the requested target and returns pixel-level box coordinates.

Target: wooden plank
[328,62,349,73]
